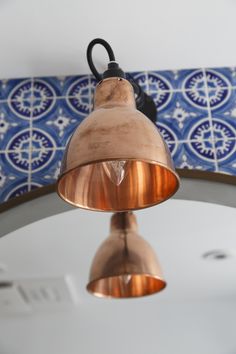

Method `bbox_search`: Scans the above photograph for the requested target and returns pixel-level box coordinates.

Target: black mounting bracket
[86,38,157,125]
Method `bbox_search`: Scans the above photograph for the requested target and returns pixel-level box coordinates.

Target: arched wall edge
[1,169,236,238]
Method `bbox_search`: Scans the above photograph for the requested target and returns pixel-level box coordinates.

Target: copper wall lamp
[87,212,166,298]
[56,38,180,298]
[57,39,180,212]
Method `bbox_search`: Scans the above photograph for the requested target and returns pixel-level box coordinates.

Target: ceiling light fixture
[203,249,235,260]
[57,38,179,212]
[87,212,166,298]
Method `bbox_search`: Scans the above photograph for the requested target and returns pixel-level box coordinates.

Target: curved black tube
[86,38,116,81]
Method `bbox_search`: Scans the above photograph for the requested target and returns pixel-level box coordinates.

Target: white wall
[0,0,235,79]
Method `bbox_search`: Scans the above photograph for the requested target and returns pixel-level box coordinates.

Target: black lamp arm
[86,38,157,124]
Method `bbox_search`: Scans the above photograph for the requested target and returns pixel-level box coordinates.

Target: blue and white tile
[127,71,148,93]
[211,117,236,142]
[8,98,32,121]
[0,103,30,150]
[0,81,34,126]
[147,72,174,112]
[156,91,209,141]
[34,75,93,99]
[216,139,236,175]
[151,69,205,91]
[30,149,64,186]
[207,87,231,113]
[32,99,84,148]
[32,77,63,99]
[63,75,93,99]
[149,88,173,113]
[211,99,236,165]
[148,70,175,91]
[187,118,215,144]
[209,88,236,113]
[157,122,178,144]
[31,78,60,120]
[7,147,31,174]
[147,71,173,95]
[30,128,57,151]
[0,152,29,202]
[168,142,178,160]
[208,89,236,140]
[172,142,217,171]
[0,177,30,202]
[205,68,235,89]
[178,69,205,92]
[156,122,178,155]
[88,75,98,98]
[0,78,32,101]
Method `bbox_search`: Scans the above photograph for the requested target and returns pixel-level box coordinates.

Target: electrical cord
[86,38,157,124]
[86,38,116,81]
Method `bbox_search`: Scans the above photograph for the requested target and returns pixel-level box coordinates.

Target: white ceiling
[0,199,236,354]
[0,0,235,79]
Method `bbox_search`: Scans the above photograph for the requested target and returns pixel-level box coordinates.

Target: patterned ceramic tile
[32,77,63,98]
[216,137,236,175]
[30,149,64,187]
[173,142,217,171]
[156,122,178,155]
[32,98,84,148]
[157,122,177,143]
[1,65,236,203]
[211,99,236,174]
[208,87,232,114]
[168,144,178,162]
[0,78,32,101]
[0,103,30,151]
[62,75,93,99]
[30,145,56,174]
[88,75,98,98]
[7,148,31,174]
[208,89,236,142]
[147,71,173,95]
[127,72,148,93]
[212,117,236,141]
[155,91,209,141]
[150,69,205,91]
[0,152,29,203]
[209,87,235,112]
[34,75,94,99]
[148,70,175,91]
[206,67,236,89]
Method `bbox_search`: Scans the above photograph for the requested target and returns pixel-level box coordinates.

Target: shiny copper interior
[87,212,166,298]
[87,274,166,298]
[58,160,179,211]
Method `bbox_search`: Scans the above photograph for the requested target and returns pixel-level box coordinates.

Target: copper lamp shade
[87,212,166,298]
[57,77,179,211]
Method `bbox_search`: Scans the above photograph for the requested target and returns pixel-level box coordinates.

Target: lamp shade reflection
[87,212,166,298]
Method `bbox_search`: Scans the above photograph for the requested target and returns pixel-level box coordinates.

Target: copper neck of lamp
[87,212,166,298]
[94,77,136,109]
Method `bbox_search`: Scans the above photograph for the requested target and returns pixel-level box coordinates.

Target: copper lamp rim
[57,190,178,212]
[86,274,167,299]
[58,156,181,170]
[57,158,180,212]
[56,166,180,213]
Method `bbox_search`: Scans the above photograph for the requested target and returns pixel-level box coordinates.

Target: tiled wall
[0,67,236,203]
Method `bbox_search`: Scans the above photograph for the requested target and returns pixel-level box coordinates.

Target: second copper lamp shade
[57,77,179,211]
[87,212,166,298]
